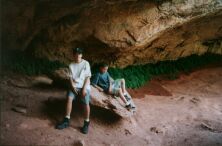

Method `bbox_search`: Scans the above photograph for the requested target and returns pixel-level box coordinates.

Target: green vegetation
[103,53,222,88]
[2,51,66,75]
[2,51,222,89]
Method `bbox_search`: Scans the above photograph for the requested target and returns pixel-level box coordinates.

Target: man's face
[73,53,82,62]
[100,66,108,74]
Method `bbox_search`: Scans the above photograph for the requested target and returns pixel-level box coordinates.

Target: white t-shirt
[69,59,91,90]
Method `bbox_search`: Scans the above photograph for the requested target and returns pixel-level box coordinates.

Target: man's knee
[121,78,125,83]
[84,104,90,108]
[108,90,113,95]
[67,90,76,101]
[67,96,74,102]
[81,91,91,105]
[118,88,122,93]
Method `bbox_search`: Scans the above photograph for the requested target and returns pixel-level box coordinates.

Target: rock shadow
[42,97,121,126]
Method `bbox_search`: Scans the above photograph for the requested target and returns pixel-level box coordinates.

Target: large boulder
[90,86,135,118]
[51,68,134,117]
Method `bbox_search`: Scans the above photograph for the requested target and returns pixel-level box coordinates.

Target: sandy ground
[0,67,222,146]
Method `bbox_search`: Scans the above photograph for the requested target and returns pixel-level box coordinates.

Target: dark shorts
[67,88,91,105]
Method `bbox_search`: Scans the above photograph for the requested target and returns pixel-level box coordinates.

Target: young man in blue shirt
[91,63,134,109]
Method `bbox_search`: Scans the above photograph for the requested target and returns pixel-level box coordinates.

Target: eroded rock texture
[2,0,222,67]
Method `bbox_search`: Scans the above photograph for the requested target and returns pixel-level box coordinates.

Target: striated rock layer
[2,0,222,67]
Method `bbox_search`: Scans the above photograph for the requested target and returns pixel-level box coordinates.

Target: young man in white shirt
[56,47,91,134]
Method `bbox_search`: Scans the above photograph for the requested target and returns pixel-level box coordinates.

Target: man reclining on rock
[91,63,135,110]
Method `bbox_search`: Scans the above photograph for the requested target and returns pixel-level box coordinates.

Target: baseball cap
[73,47,83,54]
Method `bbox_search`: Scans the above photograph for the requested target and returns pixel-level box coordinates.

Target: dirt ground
[0,67,222,146]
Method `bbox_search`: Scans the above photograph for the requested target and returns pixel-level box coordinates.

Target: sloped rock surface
[50,68,134,117]
[90,86,135,118]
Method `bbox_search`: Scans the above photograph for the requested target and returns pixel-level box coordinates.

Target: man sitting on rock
[91,63,135,110]
[56,47,91,134]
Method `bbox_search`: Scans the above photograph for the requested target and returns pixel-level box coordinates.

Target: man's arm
[69,76,78,95]
[91,73,104,92]
[82,76,90,97]
[108,73,114,93]
[82,61,92,96]
[83,76,90,90]
[92,84,104,92]
[108,79,112,93]
[68,66,78,94]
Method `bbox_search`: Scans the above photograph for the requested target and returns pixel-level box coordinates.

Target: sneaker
[81,120,90,134]
[125,103,133,110]
[131,105,136,109]
[56,117,69,130]
[124,94,130,101]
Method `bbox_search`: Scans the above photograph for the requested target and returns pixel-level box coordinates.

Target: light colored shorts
[111,79,122,95]
[67,88,91,105]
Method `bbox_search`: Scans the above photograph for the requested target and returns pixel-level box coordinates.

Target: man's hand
[72,87,78,95]
[98,88,104,92]
[82,77,90,97]
[108,83,112,93]
[92,85,104,92]
[81,88,87,97]
[108,87,112,94]
[69,77,79,95]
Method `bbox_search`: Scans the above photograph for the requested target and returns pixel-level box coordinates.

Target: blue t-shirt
[91,72,111,91]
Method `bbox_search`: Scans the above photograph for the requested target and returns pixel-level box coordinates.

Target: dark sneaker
[56,117,70,130]
[125,103,133,110]
[131,105,136,109]
[124,95,130,101]
[81,120,90,134]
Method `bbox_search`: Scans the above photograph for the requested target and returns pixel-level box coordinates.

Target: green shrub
[2,51,66,75]
[92,53,222,88]
[2,51,222,89]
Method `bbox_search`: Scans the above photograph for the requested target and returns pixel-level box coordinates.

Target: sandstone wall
[2,0,222,67]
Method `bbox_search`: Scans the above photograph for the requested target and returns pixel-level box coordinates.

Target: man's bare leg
[84,104,90,121]
[118,89,128,104]
[120,79,127,94]
[56,96,73,129]
[108,88,130,108]
[81,104,90,134]
[65,96,73,118]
